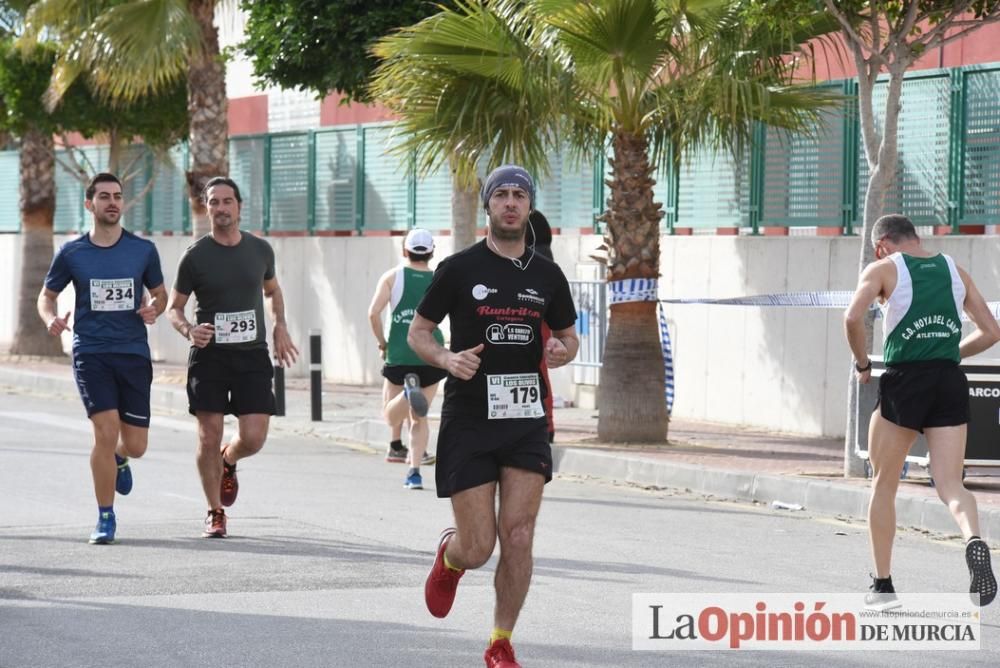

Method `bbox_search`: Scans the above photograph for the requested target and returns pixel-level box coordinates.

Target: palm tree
[10,126,60,356]
[1,9,67,356]
[370,0,837,442]
[21,0,229,236]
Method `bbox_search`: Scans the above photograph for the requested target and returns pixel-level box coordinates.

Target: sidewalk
[4,354,1000,542]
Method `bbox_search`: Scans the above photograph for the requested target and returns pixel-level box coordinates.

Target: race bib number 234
[89,278,134,312]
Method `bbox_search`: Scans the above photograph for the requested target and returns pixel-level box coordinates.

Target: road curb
[5,363,1000,543]
[551,446,1000,543]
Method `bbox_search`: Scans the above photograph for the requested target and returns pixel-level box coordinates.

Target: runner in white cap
[368,228,446,489]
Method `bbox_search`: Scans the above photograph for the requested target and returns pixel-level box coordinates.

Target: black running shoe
[864,575,901,611]
[967,538,997,606]
[385,444,408,463]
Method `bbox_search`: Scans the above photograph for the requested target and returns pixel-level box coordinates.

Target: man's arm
[843,262,885,383]
[545,325,579,368]
[409,313,483,380]
[167,288,211,348]
[263,276,299,367]
[137,283,168,325]
[37,286,71,336]
[958,267,1000,359]
[367,270,393,358]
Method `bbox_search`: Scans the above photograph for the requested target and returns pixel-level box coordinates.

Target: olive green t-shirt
[174,231,275,351]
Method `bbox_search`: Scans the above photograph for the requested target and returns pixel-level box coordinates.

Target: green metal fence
[0,151,18,233]
[858,72,952,228]
[760,83,850,229]
[959,66,1000,226]
[2,63,1000,235]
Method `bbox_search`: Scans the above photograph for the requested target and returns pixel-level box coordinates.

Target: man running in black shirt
[166,177,298,538]
[409,165,578,668]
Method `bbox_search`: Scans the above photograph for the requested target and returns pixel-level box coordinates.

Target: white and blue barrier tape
[659,303,674,415]
[609,279,673,415]
[602,284,1000,418]
[609,278,660,305]
[659,291,1000,322]
[660,291,855,308]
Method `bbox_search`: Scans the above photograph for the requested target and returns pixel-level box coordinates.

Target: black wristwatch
[854,359,872,373]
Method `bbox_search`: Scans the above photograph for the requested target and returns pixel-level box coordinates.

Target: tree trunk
[108,128,122,176]
[186,0,228,238]
[597,130,667,442]
[450,164,478,251]
[598,301,667,441]
[860,68,904,245]
[10,130,63,357]
[843,62,906,477]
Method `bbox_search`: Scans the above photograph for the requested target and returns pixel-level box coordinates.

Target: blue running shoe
[404,471,423,490]
[403,373,429,417]
[89,511,116,545]
[115,454,133,495]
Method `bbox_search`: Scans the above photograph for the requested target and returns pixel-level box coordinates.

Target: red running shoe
[484,638,520,668]
[221,452,239,507]
[425,527,464,618]
[203,509,227,538]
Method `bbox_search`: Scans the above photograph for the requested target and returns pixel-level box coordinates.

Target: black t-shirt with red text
[417,240,577,419]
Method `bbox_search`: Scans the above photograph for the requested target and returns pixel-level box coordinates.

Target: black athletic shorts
[382,364,447,387]
[877,360,969,432]
[72,352,152,427]
[435,415,551,498]
[186,345,276,417]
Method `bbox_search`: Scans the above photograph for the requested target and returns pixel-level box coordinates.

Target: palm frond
[371,0,844,188]
[19,0,200,108]
[371,0,572,186]
[77,0,201,104]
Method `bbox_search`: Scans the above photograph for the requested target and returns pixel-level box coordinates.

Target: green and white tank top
[880,253,964,365]
[386,266,444,365]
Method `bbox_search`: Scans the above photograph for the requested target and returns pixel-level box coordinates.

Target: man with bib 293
[38,172,167,545]
[166,177,298,538]
[409,165,578,668]
[845,213,999,609]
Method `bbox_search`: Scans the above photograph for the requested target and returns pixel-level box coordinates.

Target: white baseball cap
[404,228,435,253]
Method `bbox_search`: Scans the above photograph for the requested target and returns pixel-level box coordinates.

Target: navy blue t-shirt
[44,230,164,358]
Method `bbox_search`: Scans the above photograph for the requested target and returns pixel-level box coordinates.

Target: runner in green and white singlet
[368,229,447,489]
[881,252,964,365]
[386,265,445,366]
[845,214,1000,609]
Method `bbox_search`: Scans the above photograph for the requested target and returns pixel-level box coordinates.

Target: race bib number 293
[214,309,258,344]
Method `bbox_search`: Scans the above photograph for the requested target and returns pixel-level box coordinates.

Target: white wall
[5,232,1000,439]
[0,235,20,345]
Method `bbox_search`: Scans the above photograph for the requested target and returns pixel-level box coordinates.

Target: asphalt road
[1,388,998,667]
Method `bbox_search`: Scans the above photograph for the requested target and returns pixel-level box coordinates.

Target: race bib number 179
[487,373,544,420]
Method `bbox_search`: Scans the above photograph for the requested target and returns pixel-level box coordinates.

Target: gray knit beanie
[481,165,535,210]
